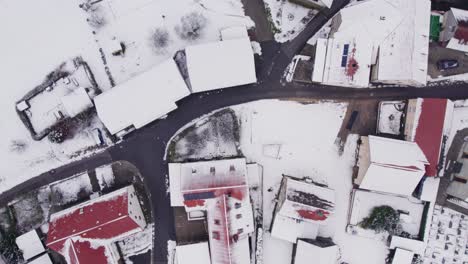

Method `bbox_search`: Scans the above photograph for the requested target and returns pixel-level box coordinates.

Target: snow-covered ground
[82,0,254,84]
[0,0,111,194]
[444,101,468,162]
[231,100,389,264]
[263,0,317,42]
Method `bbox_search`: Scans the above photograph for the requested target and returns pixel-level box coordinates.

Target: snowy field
[263,0,317,42]
[230,100,389,264]
[81,0,254,84]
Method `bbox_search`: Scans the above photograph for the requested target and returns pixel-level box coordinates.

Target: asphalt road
[3,0,468,263]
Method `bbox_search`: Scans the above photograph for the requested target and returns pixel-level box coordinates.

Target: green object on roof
[430,15,441,42]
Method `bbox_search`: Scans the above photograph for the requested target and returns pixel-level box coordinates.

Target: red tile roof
[414,99,448,177]
[46,188,140,253]
[67,239,111,264]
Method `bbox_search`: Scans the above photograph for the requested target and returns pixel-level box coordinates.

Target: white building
[392,248,415,264]
[271,176,335,243]
[312,0,431,87]
[94,58,190,136]
[355,136,429,196]
[293,239,339,264]
[15,230,45,261]
[169,158,255,264]
[176,242,211,264]
[440,8,468,52]
[185,38,257,93]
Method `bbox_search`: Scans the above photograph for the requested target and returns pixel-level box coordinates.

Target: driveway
[428,43,468,78]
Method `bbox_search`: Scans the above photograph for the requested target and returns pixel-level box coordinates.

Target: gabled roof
[294,239,338,264]
[368,136,428,171]
[46,186,142,252]
[186,38,256,93]
[359,136,429,196]
[281,177,335,223]
[94,58,189,135]
[176,242,211,264]
[409,99,453,177]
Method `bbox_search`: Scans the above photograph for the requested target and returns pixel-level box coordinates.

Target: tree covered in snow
[48,124,69,143]
[151,28,170,53]
[175,12,207,41]
[360,206,400,234]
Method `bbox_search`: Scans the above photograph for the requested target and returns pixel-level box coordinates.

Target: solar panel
[343,44,349,55]
[341,56,348,67]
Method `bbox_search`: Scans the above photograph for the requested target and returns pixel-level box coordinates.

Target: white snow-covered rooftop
[313,0,430,87]
[392,248,414,264]
[294,240,338,264]
[60,87,93,118]
[357,136,428,196]
[446,8,468,52]
[176,242,211,264]
[94,58,189,135]
[390,236,426,255]
[15,230,45,260]
[185,38,256,93]
[271,214,319,243]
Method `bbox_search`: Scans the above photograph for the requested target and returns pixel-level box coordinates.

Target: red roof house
[46,185,146,264]
[404,98,454,177]
[169,158,254,264]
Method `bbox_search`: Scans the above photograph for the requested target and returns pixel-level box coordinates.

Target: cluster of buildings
[94,26,257,137]
[15,185,147,264]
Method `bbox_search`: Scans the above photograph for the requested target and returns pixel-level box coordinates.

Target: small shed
[176,242,211,264]
[294,239,339,264]
[392,248,414,264]
[15,230,45,261]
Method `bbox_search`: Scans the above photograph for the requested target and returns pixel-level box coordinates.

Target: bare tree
[150,28,170,54]
[175,12,207,41]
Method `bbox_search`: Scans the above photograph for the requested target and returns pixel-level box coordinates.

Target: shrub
[175,12,207,40]
[9,140,27,153]
[48,124,69,143]
[151,28,170,53]
[360,205,400,234]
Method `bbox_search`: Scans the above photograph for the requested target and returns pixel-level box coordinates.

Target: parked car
[437,59,459,71]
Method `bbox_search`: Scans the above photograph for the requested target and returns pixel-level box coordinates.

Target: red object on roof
[67,239,111,264]
[46,186,145,264]
[414,99,449,177]
[297,209,330,221]
[454,23,468,44]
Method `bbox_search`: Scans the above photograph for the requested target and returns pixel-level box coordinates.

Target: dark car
[437,59,459,71]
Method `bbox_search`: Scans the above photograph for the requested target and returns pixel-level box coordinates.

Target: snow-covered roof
[47,185,144,253]
[314,0,430,87]
[169,159,254,264]
[406,99,454,177]
[271,214,319,243]
[392,248,414,264]
[15,230,45,260]
[28,254,53,264]
[419,177,440,202]
[277,176,335,224]
[377,101,405,135]
[358,136,428,196]
[176,242,211,264]
[94,58,189,135]
[220,26,249,41]
[390,236,426,255]
[294,239,338,264]
[185,38,256,93]
[446,8,468,52]
[375,0,431,85]
[60,87,93,118]
[178,158,248,193]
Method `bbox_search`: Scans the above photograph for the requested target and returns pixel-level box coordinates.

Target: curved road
[3,0,468,263]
